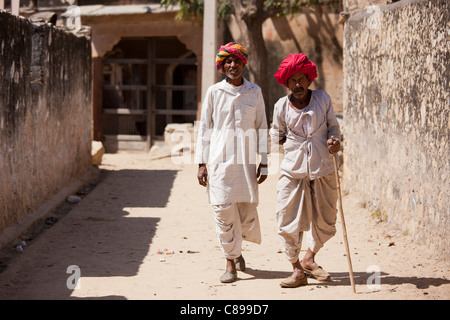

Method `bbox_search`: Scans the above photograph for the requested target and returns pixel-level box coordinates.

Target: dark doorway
[101,37,197,152]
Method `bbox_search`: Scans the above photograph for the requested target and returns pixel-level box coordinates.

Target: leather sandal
[220,270,238,283]
[280,275,308,288]
[301,263,331,281]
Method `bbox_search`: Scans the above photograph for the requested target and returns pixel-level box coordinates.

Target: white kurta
[269,90,340,180]
[195,78,268,205]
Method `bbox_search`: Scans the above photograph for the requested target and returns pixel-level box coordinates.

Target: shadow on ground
[241,268,450,291]
[0,168,179,300]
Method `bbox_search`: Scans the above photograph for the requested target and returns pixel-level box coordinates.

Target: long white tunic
[195,78,268,205]
[269,90,341,180]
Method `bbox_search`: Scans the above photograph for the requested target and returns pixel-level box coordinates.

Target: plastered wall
[0,12,92,235]
[343,0,449,258]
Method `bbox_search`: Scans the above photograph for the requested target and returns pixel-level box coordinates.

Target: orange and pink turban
[274,53,318,87]
[216,42,248,73]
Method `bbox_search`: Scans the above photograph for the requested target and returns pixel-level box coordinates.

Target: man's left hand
[257,164,268,184]
[327,136,340,154]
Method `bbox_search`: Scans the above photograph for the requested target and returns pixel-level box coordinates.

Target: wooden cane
[331,138,356,293]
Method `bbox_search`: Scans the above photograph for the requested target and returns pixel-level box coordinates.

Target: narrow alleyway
[0,151,448,300]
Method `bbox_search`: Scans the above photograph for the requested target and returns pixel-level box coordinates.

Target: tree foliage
[160,0,320,22]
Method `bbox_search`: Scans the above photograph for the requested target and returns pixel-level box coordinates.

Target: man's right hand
[197,164,208,187]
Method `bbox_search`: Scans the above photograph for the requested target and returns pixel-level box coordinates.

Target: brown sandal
[280,275,308,288]
[302,265,331,281]
[220,270,237,283]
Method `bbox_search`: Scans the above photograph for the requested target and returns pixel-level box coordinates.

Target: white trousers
[276,173,338,263]
[213,202,261,260]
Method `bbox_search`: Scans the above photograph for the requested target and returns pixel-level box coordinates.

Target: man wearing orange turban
[195,42,268,284]
[270,53,341,288]
[215,42,248,73]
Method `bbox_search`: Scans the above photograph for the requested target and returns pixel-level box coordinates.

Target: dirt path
[0,151,448,300]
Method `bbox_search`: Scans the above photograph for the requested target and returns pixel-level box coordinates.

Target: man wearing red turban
[274,53,318,87]
[270,53,341,288]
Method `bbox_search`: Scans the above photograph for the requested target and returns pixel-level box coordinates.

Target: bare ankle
[226,258,236,273]
[291,260,305,279]
[301,249,318,269]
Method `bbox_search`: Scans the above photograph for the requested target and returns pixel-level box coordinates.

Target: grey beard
[226,71,242,80]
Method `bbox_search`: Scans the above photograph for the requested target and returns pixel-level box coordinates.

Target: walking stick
[331,138,356,293]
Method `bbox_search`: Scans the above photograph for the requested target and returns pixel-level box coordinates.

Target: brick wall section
[342,0,449,258]
[0,12,92,234]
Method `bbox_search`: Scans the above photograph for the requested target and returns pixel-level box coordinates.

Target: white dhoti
[276,173,338,263]
[213,202,261,259]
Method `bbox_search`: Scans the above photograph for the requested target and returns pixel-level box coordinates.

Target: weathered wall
[345,0,391,15]
[343,0,449,258]
[0,12,92,235]
[264,5,344,113]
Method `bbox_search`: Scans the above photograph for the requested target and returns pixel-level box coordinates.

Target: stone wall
[0,12,92,236]
[343,0,449,258]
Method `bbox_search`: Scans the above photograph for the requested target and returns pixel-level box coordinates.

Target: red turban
[274,53,318,87]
